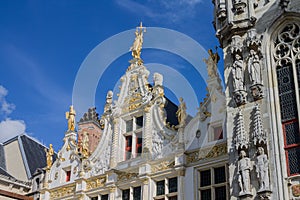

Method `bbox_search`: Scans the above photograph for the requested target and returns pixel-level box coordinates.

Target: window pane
[136,116,143,129]
[215,186,227,200]
[133,186,141,200]
[156,180,165,195]
[126,119,133,132]
[200,189,211,200]
[284,121,300,145]
[136,132,143,156]
[125,136,132,160]
[168,177,178,193]
[169,196,178,200]
[277,64,298,122]
[213,126,223,141]
[66,170,71,182]
[214,166,226,184]
[91,197,98,200]
[288,147,300,175]
[101,194,108,200]
[122,189,130,200]
[200,170,211,187]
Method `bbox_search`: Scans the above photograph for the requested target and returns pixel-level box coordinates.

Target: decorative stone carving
[231,35,243,55]
[292,184,300,197]
[232,0,247,15]
[49,184,75,199]
[186,143,227,164]
[45,144,54,170]
[203,49,220,79]
[151,160,175,173]
[81,132,90,158]
[248,49,263,100]
[255,147,270,192]
[235,109,248,150]
[86,176,106,190]
[246,29,262,52]
[232,54,245,91]
[280,0,290,9]
[176,97,187,127]
[238,150,252,196]
[252,104,267,146]
[216,0,227,20]
[232,52,247,106]
[153,72,163,86]
[104,91,113,114]
[199,102,211,121]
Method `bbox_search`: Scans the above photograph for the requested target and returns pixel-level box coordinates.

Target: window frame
[271,21,300,176]
[123,115,144,160]
[197,165,228,200]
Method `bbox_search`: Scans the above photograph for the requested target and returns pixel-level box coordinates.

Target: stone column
[141,179,149,199]
[110,118,119,167]
[143,107,152,157]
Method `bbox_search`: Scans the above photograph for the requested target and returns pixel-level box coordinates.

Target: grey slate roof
[19,135,48,178]
[0,167,14,179]
[0,143,6,170]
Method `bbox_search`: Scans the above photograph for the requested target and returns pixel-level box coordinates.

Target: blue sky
[0,0,221,149]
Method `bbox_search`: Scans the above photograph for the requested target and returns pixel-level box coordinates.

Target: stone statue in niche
[256,147,270,192]
[248,49,262,85]
[232,54,245,91]
[238,150,252,196]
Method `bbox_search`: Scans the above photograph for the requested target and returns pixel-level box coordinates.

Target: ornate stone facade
[38,1,300,199]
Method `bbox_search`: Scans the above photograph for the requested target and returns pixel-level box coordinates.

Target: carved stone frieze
[186,143,227,164]
[86,176,106,190]
[116,170,139,182]
[151,160,175,173]
[49,184,75,199]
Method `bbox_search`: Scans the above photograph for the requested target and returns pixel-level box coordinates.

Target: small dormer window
[124,115,144,160]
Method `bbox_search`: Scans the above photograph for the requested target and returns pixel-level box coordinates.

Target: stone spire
[235,109,248,150]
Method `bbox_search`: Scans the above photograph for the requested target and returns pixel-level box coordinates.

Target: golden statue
[130,22,146,60]
[81,132,90,158]
[176,97,187,126]
[66,105,76,131]
[45,144,54,170]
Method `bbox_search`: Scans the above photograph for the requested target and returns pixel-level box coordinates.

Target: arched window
[273,22,300,176]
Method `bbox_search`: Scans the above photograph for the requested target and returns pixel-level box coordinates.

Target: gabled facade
[39,1,300,199]
[40,24,227,200]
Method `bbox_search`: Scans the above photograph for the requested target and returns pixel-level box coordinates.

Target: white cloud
[0,85,15,116]
[116,0,203,23]
[0,118,26,142]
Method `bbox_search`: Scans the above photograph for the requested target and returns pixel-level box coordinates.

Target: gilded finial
[45,144,54,170]
[130,22,146,62]
[66,105,76,131]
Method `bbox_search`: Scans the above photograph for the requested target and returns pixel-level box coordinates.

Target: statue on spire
[66,105,76,131]
[130,22,146,61]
